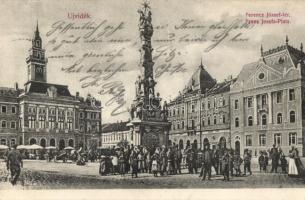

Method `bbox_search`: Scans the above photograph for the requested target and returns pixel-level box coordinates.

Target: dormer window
[47,86,57,98]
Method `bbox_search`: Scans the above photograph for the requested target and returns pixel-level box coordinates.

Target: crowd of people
[98,143,255,181]
[97,143,305,181]
[2,142,305,186]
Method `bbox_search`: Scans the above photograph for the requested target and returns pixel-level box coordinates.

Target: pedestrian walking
[186,148,194,174]
[264,151,269,172]
[270,144,279,173]
[258,151,265,172]
[222,150,230,181]
[176,146,182,174]
[192,146,198,174]
[199,143,213,181]
[111,153,118,175]
[138,150,144,173]
[166,147,173,175]
[151,153,159,177]
[130,148,139,178]
[118,149,126,176]
[280,155,287,174]
[288,146,298,176]
[233,153,243,176]
[243,149,252,176]
[160,146,167,176]
[213,148,220,175]
[6,144,23,185]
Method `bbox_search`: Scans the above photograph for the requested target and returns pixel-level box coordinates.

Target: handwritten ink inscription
[10,16,254,117]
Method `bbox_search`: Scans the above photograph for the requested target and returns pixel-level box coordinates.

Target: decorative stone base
[128,120,171,150]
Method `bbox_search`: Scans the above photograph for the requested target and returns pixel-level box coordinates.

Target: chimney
[14,82,18,90]
[76,92,79,98]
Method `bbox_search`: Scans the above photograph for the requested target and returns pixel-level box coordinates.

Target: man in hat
[200,142,213,181]
[6,144,23,185]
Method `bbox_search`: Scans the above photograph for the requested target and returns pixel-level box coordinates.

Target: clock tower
[26,22,47,83]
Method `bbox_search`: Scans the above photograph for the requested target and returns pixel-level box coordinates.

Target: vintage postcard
[0,0,305,199]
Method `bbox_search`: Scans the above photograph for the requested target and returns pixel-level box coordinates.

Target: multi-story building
[230,38,305,156]
[0,86,20,147]
[168,62,236,151]
[168,38,305,157]
[101,121,130,148]
[0,24,102,150]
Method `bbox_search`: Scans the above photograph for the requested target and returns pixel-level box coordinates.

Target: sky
[0,0,304,123]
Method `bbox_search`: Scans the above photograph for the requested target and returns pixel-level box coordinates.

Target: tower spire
[35,20,40,37]
[261,44,263,57]
[301,43,303,52]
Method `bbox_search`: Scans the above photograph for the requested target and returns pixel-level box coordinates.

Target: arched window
[262,114,267,125]
[248,116,253,126]
[235,117,239,127]
[10,139,16,146]
[29,138,37,145]
[68,139,74,147]
[40,138,46,147]
[214,116,217,125]
[0,139,6,145]
[290,111,296,123]
[277,113,282,124]
[50,138,56,147]
[186,140,190,148]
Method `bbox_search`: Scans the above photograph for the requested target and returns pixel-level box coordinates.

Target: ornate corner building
[167,62,236,151]
[168,37,305,157]
[0,24,102,150]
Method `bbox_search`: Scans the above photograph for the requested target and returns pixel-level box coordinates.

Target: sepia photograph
[0,0,305,199]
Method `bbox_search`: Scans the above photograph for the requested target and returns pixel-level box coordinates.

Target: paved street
[0,159,305,189]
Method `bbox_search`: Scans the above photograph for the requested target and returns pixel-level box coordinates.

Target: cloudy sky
[0,0,304,123]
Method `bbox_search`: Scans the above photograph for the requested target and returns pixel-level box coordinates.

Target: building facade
[101,121,131,148]
[168,38,305,157]
[0,24,102,150]
[0,87,20,147]
[230,39,305,156]
[168,62,236,151]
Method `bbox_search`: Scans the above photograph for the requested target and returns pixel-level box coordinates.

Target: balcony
[257,104,268,112]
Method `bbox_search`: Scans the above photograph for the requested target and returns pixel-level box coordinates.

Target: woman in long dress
[288,146,298,176]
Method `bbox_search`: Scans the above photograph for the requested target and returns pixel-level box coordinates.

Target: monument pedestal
[128,119,170,149]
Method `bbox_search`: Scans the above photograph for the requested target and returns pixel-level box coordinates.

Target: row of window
[102,133,128,142]
[169,97,227,117]
[28,107,74,117]
[0,105,16,114]
[79,123,100,132]
[234,89,295,110]
[0,138,16,146]
[172,114,227,130]
[28,116,73,130]
[246,132,297,147]
[0,121,17,129]
[79,112,100,119]
[235,111,296,127]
